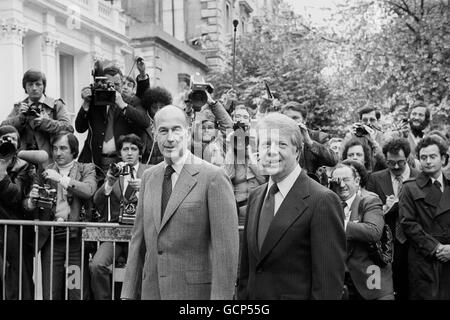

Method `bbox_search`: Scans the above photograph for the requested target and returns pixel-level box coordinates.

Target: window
[59,54,74,113]
[225,2,231,34]
[162,0,185,42]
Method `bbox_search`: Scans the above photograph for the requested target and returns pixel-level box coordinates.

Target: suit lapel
[248,185,267,259]
[349,194,361,221]
[381,170,394,197]
[258,171,309,264]
[151,163,165,233]
[435,177,450,218]
[159,161,198,232]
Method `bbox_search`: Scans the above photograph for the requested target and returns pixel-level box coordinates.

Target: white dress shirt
[431,172,444,193]
[344,193,357,231]
[266,164,302,216]
[390,164,410,198]
[163,150,190,189]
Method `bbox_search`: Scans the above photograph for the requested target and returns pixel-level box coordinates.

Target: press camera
[109,162,133,177]
[34,184,57,209]
[90,60,116,107]
[0,136,16,159]
[328,177,344,191]
[188,73,214,112]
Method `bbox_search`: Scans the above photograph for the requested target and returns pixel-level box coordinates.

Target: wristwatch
[209,100,218,106]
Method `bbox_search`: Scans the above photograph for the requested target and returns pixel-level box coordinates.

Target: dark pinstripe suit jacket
[237,170,347,300]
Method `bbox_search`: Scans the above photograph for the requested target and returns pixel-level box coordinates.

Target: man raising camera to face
[90,134,150,300]
[2,69,74,169]
[75,65,150,182]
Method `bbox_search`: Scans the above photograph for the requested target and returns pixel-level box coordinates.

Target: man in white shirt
[121,105,238,300]
[400,136,450,299]
[91,134,150,300]
[331,163,394,300]
[237,113,346,300]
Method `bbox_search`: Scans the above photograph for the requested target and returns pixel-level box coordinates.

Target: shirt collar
[268,164,302,199]
[164,150,190,176]
[345,193,357,210]
[431,172,444,188]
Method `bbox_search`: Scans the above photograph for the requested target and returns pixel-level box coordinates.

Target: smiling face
[332,166,360,201]
[154,106,189,164]
[258,127,299,183]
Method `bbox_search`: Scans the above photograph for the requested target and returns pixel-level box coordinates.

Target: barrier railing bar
[19,225,23,300]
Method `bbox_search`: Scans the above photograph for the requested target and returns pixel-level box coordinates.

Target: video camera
[353,123,371,137]
[109,162,133,177]
[188,73,214,112]
[34,184,57,209]
[0,136,16,159]
[90,60,116,107]
[329,177,344,191]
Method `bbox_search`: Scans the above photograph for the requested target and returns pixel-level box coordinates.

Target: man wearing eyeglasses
[367,137,418,300]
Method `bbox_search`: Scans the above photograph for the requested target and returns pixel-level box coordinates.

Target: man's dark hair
[143,87,173,117]
[358,106,381,120]
[341,159,369,187]
[0,125,20,149]
[22,69,46,94]
[51,132,79,159]
[124,76,136,88]
[342,138,372,171]
[416,136,448,159]
[117,134,144,155]
[382,137,411,158]
[281,101,307,120]
[103,66,123,78]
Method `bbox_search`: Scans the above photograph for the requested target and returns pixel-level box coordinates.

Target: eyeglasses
[386,160,407,167]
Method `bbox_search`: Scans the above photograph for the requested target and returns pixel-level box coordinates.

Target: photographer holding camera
[2,69,74,169]
[90,134,150,300]
[223,105,266,225]
[0,125,36,300]
[25,132,96,300]
[75,65,150,181]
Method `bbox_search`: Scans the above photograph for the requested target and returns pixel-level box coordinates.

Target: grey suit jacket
[121,153,239,300]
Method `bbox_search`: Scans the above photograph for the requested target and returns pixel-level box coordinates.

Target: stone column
[0,18,28,120]
[41,33,60,97]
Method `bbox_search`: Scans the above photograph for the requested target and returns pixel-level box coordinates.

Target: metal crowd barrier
[0,220,245,300]
[0,219,132,300]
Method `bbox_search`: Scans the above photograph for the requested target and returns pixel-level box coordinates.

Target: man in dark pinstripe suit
[237,113,346,300]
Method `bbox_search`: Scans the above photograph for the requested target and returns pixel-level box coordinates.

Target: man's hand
[115,91,127,110]
[136,58,146,77]
[105,169,118,187]
[221,89,237,111]
[128,178,141,192]
[81,87,92,103]
[383,195,398,214]
[43,169,62,183]
[0,158,10,179]
[436,244,450,262]
[298,122,313,147]
[18,102,30,115]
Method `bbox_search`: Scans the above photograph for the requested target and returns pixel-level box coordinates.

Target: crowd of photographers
[0,59,449,300]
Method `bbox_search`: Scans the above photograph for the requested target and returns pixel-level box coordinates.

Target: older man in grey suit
[121,105,239,300]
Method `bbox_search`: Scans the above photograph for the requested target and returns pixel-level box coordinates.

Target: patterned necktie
[104,106,115,143]
[342,201,349,221]
[161,165,175,221]
[258,183,279,250]
[395,176,403,198]
[394,175,407,244]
